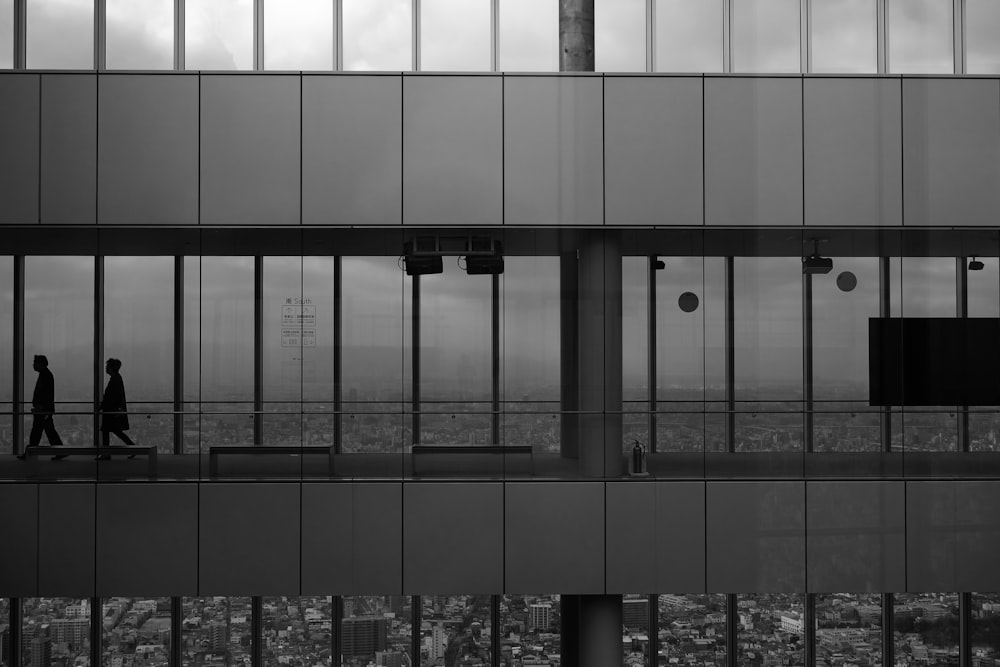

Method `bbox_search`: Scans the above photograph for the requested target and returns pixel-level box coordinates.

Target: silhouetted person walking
[100,358,136,450]
[20,354,65,459]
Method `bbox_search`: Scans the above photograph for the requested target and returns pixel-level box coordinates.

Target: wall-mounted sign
[281,298,317,347]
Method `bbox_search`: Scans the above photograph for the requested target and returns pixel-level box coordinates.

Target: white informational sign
[280,298,317,347]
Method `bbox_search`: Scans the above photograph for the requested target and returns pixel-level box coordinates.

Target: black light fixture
[463,240,504,275]
[969,256,985,271]
[404,255,443,276]
[651,256,665,270]
[803,238,833,275]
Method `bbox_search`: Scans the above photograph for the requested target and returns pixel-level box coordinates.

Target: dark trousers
[29,413,64,448]
[102,430,136,447]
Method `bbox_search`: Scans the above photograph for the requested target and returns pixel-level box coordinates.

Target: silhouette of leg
[111,431,136,447]
[18,416,45,459]
[43,417,66,458]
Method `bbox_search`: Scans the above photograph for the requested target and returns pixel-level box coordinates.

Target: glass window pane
[500,595,560,664]
[737,594,804,666]
[502,256,560,451]
[185,0,253,71]
[655,0,724,72]
[967,0,1000,73]
[261,596,332,667]
[341,596,411,667]
[200,257,254,446]
[888,0,953,73]
[302,257,336,449]
[342,257,408,454]
[596,0,645,72]
[622,257,648,448]
[498,0,557,71]
[622,595,650,666]
[816,594,882,667]
[181,597,252,667]
[420,595,492,666]
[0,598,8,667]
[27,0,94,69]
[101,598,172,667]
[342,0,412,71]
[262,257,303,447]
[183,257,201,452]
[732,0,801,72]
[264,0,332,70]
[0,257,11,454]
[0,0,13,68]
[106,0,173,70]
[658,594,727,666]
[971,593,1000,662]
[813,257,881,452]
[811,0,877,73]
[420,0,490,71]
[24,256,94,448]
[104,257,174,453]
[22,598,91,667]
[419,262,492,444]
[892,257,956,318]
[893,593,960,662]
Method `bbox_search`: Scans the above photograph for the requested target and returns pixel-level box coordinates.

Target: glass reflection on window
[888,0,953,73]
[342,0,411,71]
[264,0,333,70]
[341,596,411,667]
[185,0,253,70]
[0,0,13,69]
[104,257,174,453]
[26,0,93,69]
[658,595,726,666]
[420,0,490,71]
[967,256,1000,451]
[622,257,648,449]
[815,594,881,667]
[499,0,558,71]
[967,0,1000,73]
[22,598,91,667]
[261,597,332,667]
[811,0,877,73]
[893,593,959,663]
[0,257,11,454]
[500,595,560,665]
[105,0,173,70]
[596,0,645,72]
[732,0,801,72]
[737,594,804,666]
[655,0,724,72]
[301,257,337,449]
[181,597,252,667]
[24,256,94,448]
[101,598,171,667]
[261,257,303,447]
[342,257,407,453]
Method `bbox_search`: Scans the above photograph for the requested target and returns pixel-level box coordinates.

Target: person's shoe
[52,454,67,461]
[17,447,35,460]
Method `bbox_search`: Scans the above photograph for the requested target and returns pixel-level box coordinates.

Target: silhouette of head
[106,358,122,374]
[33,355,48,371]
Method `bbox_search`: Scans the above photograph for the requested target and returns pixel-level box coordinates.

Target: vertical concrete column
[559,0,595,72]
[560,251,579,460]
[578,231,623,477]
[562,595,623,667]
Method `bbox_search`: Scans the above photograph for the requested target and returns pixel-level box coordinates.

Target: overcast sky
[5,0,1000,73]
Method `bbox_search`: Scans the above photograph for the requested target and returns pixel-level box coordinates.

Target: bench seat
[208,445,335,476]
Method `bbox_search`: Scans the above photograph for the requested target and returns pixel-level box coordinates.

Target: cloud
[596,0,645,72]
[498,0,557,71]
[420,0,490,71]
[105,0,172,69]
[342,0,411,70]
[185,0,252,70]
[26,0,93,69]
[0,0,13,68]
[263,0,333,70]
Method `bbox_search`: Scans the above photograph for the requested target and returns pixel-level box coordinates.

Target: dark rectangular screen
[870,317,1000,406]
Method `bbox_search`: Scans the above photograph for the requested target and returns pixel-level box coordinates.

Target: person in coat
[101,358,136,448]
[19,354,66,459]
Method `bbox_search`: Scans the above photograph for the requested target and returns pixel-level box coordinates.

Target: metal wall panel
[804,78,903,227]
[300,482,354,594]
[40,74,96,224]
[806,481,905,592]
[606,482,656,593]
[954,481,1000,591]
[654,482,706,592]
[351,483,403,593]
[200,75,301,225]
[198,483,300,595]
[704,77,803,226]
[38,484,94,596]
[98,74,199,225]
[604,76,704,226]
[96,483,198,596]
[0,74,40,224]
[903,78,1000,226]
[0,484,38,596]
[505,482,605,593]
[403,482,502,593]
[302,76,402,226]
[906,481,957,591]
[706,481,804,592]
[504,76,603,226]
[403,75,502,225]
